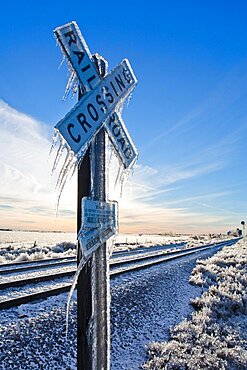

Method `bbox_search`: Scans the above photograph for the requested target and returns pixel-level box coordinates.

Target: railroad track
[0,238,240,309]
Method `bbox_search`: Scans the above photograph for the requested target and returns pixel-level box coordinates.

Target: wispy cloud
[0,99,76,231]
[118,158,241,233]
[141,63,247,155]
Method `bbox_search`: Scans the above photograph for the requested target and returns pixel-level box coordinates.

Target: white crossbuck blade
[54,21,138,169]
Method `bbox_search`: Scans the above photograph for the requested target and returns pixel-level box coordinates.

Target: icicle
[125,164,135,199]
[65,254,90,337]
[55,149,73,190]
[51,137,66,175]
[57,156,74,195]
[108,234,117,258]
[127,92,133,107]
[106,140,114,200]
[58,55,66,70]
[55,29,82,100]
[55,156,76,216]
[71,79,79,98]
[63,70,77,101]
[114,164,124,191]
[68,160,77,181]
[49,130,59,158]
[119,170,129,198]
[90,140,96,199]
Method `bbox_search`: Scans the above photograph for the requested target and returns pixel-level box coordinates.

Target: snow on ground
[0,231,240,369]
[0,245,222,369]
[143,238,247,370]
[110,246,226,369]
[0,294,77,369]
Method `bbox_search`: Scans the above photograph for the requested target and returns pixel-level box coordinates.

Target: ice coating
[63,70,78,101]
[65,253,90,336]
[49,131,76,214]
[51,22,138,211]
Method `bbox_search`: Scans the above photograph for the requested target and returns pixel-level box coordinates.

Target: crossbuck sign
[54,21,138,168]
[53,21,138,370]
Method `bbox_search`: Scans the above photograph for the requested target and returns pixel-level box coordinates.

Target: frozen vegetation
[0,241,76,264]
[0,230,230,264]
[143,238,247,369]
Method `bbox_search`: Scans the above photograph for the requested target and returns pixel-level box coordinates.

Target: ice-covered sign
[81,197,118,229]
[104,112,138,168]
[79,225,115,258]
[54,22,101,93]
[55,59,136,156]
[54,21,138,168]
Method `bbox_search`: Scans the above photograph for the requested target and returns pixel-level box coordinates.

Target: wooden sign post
[53,21,138,369]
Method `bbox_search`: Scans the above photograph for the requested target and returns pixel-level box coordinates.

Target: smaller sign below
[78,224,115,258]
[81,197,118,230]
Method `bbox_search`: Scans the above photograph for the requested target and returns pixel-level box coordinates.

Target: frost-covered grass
[0,230,233,266]
[143,239,247,370]
[0,241,76,263]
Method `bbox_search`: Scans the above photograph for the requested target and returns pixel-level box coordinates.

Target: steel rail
[0,284,72,310]
[0,238,238,275]
[0,238,240,309]
[0,256,75,269]
[0,259,76,275]
[0,269,75,290]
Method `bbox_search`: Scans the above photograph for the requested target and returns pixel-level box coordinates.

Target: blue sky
[0,0,246,233]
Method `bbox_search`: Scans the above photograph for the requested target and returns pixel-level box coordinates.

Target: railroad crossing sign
[54,21,138,169]
[55,59,136,156]
[53,21,138,370]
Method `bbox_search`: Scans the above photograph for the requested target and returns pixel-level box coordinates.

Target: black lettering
[77,113,92,133]
[115,74,125,91]
[64,30,77,46]
[87,103,99,121]
[123,68,132,83]
[96,94,108,113]
[112,124,120,138]
[103,86,114,104]
[87,75,97,89]
[108,113,116,127]
[81,64,90,72]
[110,81,119,97]
[117,137,125,150]
[73,50,85,65]
[67,123,81,143]
[124,147,132,159]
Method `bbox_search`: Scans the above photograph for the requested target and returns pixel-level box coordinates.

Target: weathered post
[91,127,109,368]
[77,86,92,369]
[77,150,92,369]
